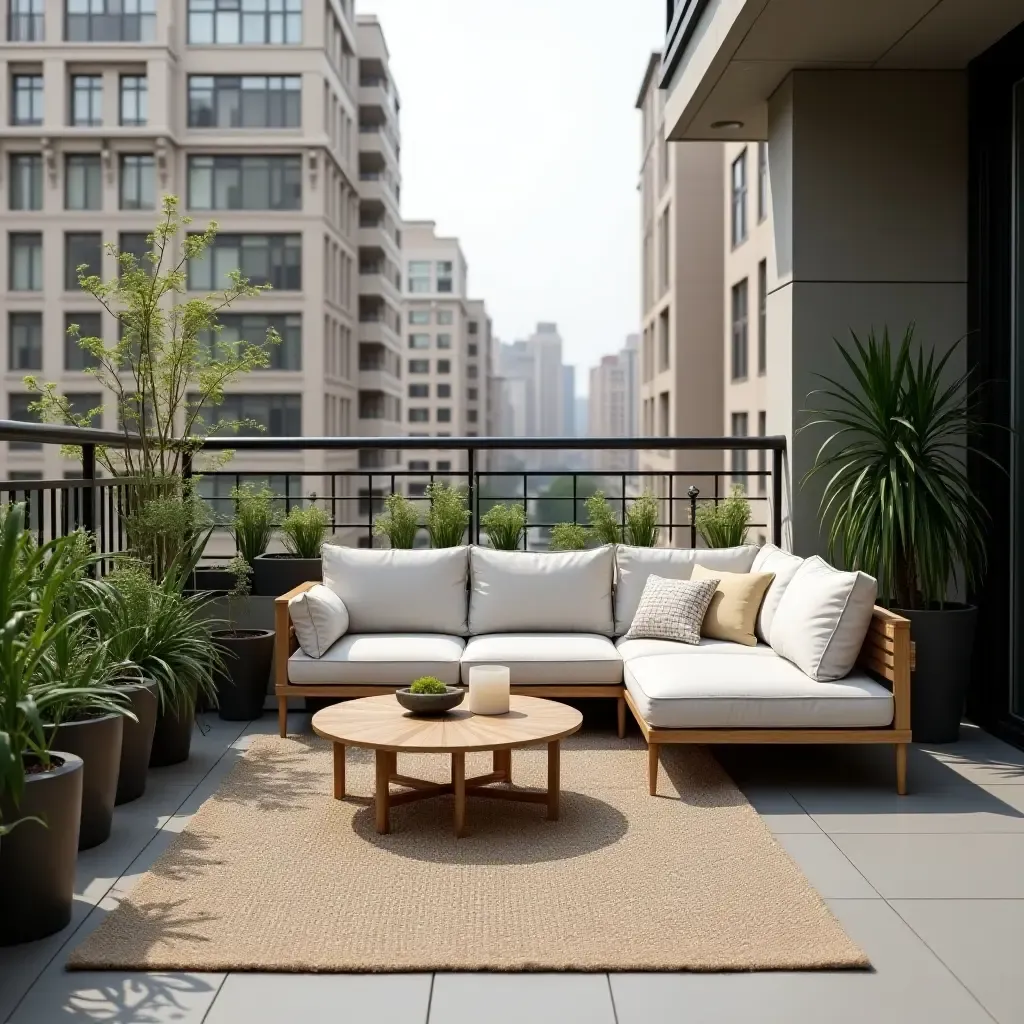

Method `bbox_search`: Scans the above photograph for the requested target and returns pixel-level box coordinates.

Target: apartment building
[723,139,773,537]
[402,220,491,490]
[588,335,639,473]
[0,1,385,537]
[636,53,724,540]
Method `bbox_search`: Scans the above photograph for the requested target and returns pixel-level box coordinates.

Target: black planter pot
[193,565,235,593]
[51,713,123,850]
[114,678,159,805]
[150,698,196,767]
[252,554,322,597]
[895,604,978,744]
[213,629,275,720]
[0,752,83,945]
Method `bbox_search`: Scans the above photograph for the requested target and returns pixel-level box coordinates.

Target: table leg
[452,751,466,837]
[547,740,560,821]
[492,748,511,783]
[375,749,391,834]
[332,742,346,799]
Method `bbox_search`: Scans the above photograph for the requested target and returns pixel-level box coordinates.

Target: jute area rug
[68,734,868,972]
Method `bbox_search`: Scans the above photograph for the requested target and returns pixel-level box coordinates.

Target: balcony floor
[1,713,1022,1024]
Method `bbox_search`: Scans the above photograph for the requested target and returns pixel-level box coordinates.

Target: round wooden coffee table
[311,694,583,837]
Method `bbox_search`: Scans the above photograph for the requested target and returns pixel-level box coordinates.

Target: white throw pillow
[289,585,349,659]
[613,544,758,635]
[750,543,804,644]
[624,575,721,646]
[322,545,469,635]
[468,545,615,636]
[769,556,877,681]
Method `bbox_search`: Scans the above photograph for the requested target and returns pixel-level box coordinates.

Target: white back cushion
[469,545,615,636]
[288,584,349,659]
[750,543,804,644]
[769,555,877,681]
[613,544,757,636]
[322,545,469,635]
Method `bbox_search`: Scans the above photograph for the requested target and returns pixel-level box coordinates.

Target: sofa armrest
[857,606,913,731]
[274,581,319,689]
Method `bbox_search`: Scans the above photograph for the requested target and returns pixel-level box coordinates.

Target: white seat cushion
[460,633,623,685]
[288,634,465,686]
[624,640,894,729]
[617,636,781,662]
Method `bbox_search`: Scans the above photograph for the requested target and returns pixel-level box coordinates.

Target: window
[11,75,42,125]
[408,383,428,398]
[8,312,41,370]
[408,408,429,423]
[204,313,302,370]
[65,155,101,210]
[437,309,453,325]
[187,75,301,128]
[9,154,42,210]
[65,392,103,422]
[188,155,301,211]
[437,359,451,374]
[8,393,40,450]
[408,359,429,374]
[198,393,302,435]
[187,234,302,291]
[120,154,155,210]
[70,75,102,126]
[408,459,429,471]
[407,260,430,293]
[408,309,430,325]
[658,206,670,294]
[731,279,748,380]
[731,412,749,487]
[658,391,669,436]
[468,344,477,356]
[65,232,102,290]
[9,0,44,41]
[120,75,148,126]
[757,142,769,223]
[436,333,451,350]
[757,260,767,375]
[118,232,152,275]
[436,260,453,293]
[436,408,451,423]
[10,233,42,290]
[65,312,101,370]
[658,308,670,371]
[467,410,478,424]
[65,0,155,41]
[731,149,747,247]
[467,319,477,334]
[467,387,478,401]
[407,481,427,497]
[757,411,767,496]
[187,0,302,45]
[467,365,478,379]
[408,333,429,350]
[436,460,451,472]
[436,383,451,398]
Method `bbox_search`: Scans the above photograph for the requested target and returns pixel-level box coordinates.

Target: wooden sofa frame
[275,587,911,794]
[626,605,914,796]
[274,582,628,739]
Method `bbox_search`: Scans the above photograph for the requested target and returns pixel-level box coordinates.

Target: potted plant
[110,668,158,806]
[395,676,464,715]
[480,503,527,550]
[693,486,751,547]
[624,492,660,547]
[230,484,278,595]
[254,499,330,596]
[584,492,622,545]
[373,492,420,548]
[803,325,991,742]
[550,522,590,551]
[425,482,470,548]
[212,556,275,721]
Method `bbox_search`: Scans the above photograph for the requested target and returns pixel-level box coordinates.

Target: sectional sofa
[274,543,913,793]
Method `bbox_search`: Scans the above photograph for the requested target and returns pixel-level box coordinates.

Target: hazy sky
[359,0,665,393]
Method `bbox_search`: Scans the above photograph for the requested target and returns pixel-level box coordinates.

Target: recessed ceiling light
[710,120,744,130]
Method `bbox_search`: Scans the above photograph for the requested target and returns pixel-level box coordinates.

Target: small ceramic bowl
[395,686,465,715]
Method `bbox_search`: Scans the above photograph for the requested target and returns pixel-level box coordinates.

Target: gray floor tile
[740,788,823,833]
[205,972,433,1024]
[774,833,879,898]
[890,899,1024,1024]
[429,973,616,1024]
[832,833,1024,898]
[920,726,1024,786]
[790,784,1024,833]
[610,899,992,1024]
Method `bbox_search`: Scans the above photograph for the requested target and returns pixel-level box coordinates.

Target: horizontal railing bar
[0,420,146,447]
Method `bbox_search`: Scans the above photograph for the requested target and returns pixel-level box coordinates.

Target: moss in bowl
[396,676,464,715]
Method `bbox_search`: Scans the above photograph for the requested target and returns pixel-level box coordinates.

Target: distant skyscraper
[527,323,564,437]
[561,365,576,437]
[589,337,640,472]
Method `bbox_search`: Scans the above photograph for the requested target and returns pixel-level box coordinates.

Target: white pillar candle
[468,665,510,715]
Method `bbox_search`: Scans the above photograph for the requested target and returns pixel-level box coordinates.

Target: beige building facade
[588,335,638,474]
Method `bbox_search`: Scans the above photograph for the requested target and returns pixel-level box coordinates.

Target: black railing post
[366,473,373,547]
[772,444,783,546]
[467,445,476,545]
[81,443,96,538]
[688,485,699,548]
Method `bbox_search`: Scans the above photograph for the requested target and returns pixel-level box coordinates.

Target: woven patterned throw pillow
[624,574,721,645]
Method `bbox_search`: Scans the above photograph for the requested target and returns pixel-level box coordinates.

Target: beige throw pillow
[690,565,775,647]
